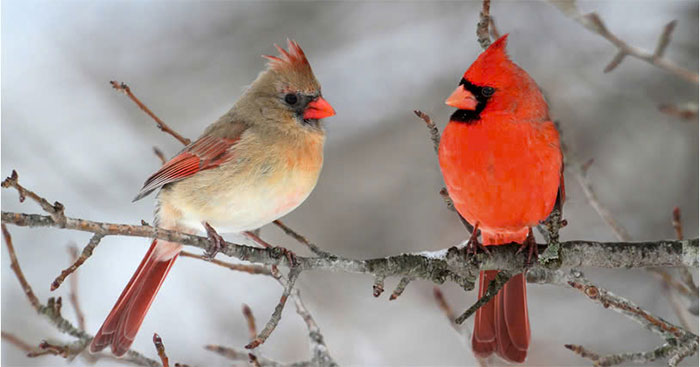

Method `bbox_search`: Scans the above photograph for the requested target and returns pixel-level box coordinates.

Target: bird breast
[438,115,561,239]
[158,132,324,234]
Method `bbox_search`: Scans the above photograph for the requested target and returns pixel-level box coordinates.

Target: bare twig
[568,156,632,242]
[413,110,440,154]
[3,224,40,309]
[272,220,331,257]
[659,103,699,120]
[455,271,513,324]
[153,333,169,367]
[51,233,104,291]
[66,246,87,331]
[654,20,677,59]
[2,223,161,366]
[476,0,492,50]
[246,267,301,349]
[242,304,258,341]
[2,170,65,225]
[530,269,699,367]
[180,251,272,275]
[289,286,337,366]
[549,2,697,83]
[153,146,168,165]
[1,331,36,353]
[373,276,385,297]
[110,81,191,145]
[389,277,412,300]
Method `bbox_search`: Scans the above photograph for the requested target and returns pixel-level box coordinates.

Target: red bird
[438,35,563,363]
[90,40,335,356]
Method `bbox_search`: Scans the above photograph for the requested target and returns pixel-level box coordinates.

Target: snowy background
[2,1,698,366]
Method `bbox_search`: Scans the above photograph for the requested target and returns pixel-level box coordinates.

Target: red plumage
[89,240,178,356]
[438,35,564,363]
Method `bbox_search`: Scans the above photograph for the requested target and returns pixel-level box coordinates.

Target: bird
[438,34,564,363]
[89,40,335,356]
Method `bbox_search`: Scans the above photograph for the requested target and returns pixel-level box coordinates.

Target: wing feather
[133,134,242,201]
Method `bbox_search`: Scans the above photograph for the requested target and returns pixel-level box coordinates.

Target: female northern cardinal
[90,40,335,356]
[438,35,564,363]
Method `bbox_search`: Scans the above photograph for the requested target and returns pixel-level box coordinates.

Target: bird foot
[273,246,298,267]
[515,228,538,266]
[243,230,298,267]
[464,222,490,259]
[203,222,224,260]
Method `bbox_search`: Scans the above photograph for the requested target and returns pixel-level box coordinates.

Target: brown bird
[90,40,335,356]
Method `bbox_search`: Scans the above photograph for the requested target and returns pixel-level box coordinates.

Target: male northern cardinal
[90,40,335,356]
[438,35,564,363]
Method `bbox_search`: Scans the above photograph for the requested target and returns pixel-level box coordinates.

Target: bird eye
[284,93,298,105]
[482,87,495,97]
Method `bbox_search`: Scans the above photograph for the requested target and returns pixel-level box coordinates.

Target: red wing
[133,134,240,201]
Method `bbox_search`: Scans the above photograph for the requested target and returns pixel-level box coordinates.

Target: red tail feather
[472,271,530,363]
[90,240,179,356]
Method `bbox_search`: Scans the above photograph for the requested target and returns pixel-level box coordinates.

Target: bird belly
[159,153,322,234]
[438,117,561,243]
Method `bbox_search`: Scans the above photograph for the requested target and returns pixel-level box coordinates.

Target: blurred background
[2,1,698,366]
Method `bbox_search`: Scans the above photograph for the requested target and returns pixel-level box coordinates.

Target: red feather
[134,135,240,201]
[89,240,178,356]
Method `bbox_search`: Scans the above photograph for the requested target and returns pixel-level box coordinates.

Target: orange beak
[303,97,336,120]
[445,85,478,110]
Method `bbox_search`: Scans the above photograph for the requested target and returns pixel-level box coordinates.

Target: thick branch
[3,211,697,290]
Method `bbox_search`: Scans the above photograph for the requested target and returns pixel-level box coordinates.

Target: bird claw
[243,230,298,267]
[516,228,538,266]
[203,222,224,260]
[464,222,489,259]
[274,246,298,267]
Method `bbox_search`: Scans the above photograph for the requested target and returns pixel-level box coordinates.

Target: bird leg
[203,222,224,260]
[243,230,298,267]
[463,221,490,258]
[516,228,538,266]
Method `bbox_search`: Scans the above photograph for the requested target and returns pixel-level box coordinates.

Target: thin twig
[245,267,301,349]
[1,331,36,353]
[153,333,169,367]
[476,0,492,50]
[289,287,337,366]
[2,170,66,225]
[455,271,513,324]
[2,224,40,310]
[373,276,385,297]
[180,251,272,275]
[413,110,440,154]
[110,81,191,146]
[2,223,161,366]
[549,2,697,83]
[389,277,412,300]
[526,268,699,367]
[242,304,258,341]
[153,146,168,165]
[272,220,331,257]
[659,103,699,120]
[66,246,86,331]
[51,233,104,291]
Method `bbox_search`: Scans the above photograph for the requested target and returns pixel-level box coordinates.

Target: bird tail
[90,239,179,356]
[472,270,530,363]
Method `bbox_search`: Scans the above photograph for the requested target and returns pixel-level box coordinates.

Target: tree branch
[533,269,699,366]
[549,1,698,83]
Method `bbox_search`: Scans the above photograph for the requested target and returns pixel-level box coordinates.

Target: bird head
[240,40,334,132]
[445,34,547,122]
